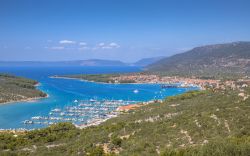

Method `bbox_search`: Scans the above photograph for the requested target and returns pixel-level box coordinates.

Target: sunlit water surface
[0,66,198,129]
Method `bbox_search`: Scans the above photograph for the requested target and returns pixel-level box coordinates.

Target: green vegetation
[147,42,250,78]
[0,74,47,104]
[62,74,118,83]
[165,90,207,102]
[59,74,136,83]
[0,87,249,155]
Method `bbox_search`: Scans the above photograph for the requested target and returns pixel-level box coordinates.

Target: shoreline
[51,74,218,90]
[50,75,200,88]
[76,100,160,129]
[0,99,159,131]
[50,75,138,84]
[0,76,199,131]
[0,82,49,105]
[0,94,49,106]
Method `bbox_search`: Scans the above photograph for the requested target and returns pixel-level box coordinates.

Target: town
[111,73,250,91]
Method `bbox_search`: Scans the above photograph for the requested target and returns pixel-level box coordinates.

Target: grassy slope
[0,88,249,155]
[0,74,47,104]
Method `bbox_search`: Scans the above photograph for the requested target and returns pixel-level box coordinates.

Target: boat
[161,84,177,88]
[60,112,66,116]
[90,99,97,102]
[178,83,189,88]
[133,89,139,93]
[23,120,34,124]
[31,116,42,120]
[51,108,61,112]
[22,99,144,127]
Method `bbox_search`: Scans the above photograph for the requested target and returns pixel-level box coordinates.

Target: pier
[22,99,142,127]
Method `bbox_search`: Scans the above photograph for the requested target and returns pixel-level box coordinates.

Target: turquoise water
[0,66,198,129]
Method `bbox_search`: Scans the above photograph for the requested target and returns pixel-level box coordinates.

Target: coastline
[0,87,195,131]
[50,75,200,87]
[0,82,49,105]
[50,75,132,84]
[76,100,160,129]
[0,94,49,106]
[0,99,148,132]
[0,76,199,131]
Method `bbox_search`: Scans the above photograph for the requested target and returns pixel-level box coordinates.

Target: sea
[0,66,198,129]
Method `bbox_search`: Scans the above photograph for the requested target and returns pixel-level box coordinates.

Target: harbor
[0,66,199,130]
[19,82,198,129]
[22,99,142,128]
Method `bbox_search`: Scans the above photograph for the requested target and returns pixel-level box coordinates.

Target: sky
[0,0,250,62]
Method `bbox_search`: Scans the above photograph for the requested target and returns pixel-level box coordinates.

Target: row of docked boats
[22,99,140,126]
[161,83,198,88]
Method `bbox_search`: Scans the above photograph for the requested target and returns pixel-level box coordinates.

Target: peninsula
[53,73,222,89]
[0,74,47,104]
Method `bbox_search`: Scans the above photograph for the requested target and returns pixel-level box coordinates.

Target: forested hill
[147,42,250,78]
[0,74,47,104]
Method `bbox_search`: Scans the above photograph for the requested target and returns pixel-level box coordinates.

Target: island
[0,74,47,104]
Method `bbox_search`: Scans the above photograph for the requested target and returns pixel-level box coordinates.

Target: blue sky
[0,0,250,62]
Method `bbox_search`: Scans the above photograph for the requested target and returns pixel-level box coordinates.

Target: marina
[22,99,142,128]
[0,66,198,129]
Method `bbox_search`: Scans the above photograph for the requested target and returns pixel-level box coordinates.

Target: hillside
[0,74,47,104]
[147,42,250,78]
[1,87,249,155]
[133,56,165,67]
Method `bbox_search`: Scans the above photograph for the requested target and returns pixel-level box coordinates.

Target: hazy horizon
[0,56,164,63]
[1,0,250,62]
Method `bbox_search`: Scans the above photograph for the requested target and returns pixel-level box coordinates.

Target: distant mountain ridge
[147,41,250,77]
[0,59,127,67]
[132,56,165,67]
[0,57,164,67]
